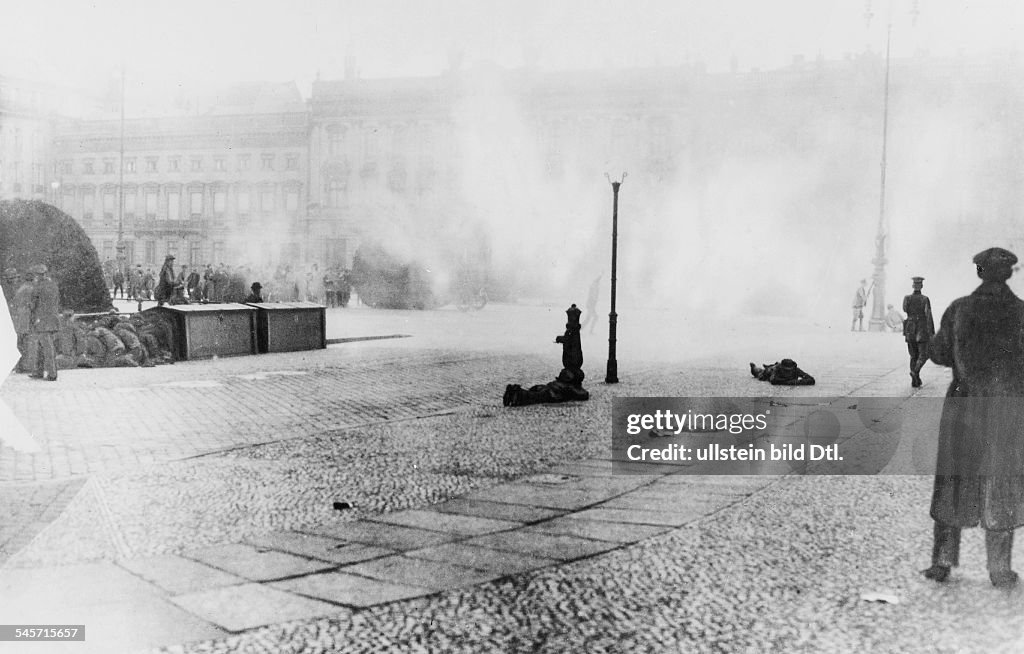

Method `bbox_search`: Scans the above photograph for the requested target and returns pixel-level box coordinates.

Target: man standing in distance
[851,279,871,331]
[903,276,935,388]
[27,264,60,381]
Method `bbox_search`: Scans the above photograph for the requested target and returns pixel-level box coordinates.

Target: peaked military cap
[973,247,1018,268]
[911,276,924,283]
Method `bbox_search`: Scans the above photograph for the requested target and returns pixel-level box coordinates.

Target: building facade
[51,83,308,272]
[0,75,69,202]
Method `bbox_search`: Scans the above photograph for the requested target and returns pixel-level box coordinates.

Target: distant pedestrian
[903,276,935,387]
[154,255,176,307]
[581,274,601,335]
[923,247,1024,588]
[851,278,871,331]
[186,267,201,301]
[26,264,60,381]
[884,304,905,332]
[112,267,125,299]
[11,271,34,372]
[245,282,264,304]
[142,267,155,300]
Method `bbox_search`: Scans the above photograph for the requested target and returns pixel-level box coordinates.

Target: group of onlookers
[106,259,352,307]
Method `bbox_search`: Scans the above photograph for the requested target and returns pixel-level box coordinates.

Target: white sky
[3,0,1022,96]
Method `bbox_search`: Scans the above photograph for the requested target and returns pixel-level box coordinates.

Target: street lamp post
[868,21,892,332]
[866,0,918,331]
[115,66,126,279]
[604,172,626,384]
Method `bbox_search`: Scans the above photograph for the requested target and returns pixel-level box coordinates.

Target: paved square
[524,518,671,543]
[463,531,618,561]
[369,508,522,535]
[182,542,338,581]
[317,520,462,550]
[117,554,247,595]
[170,582,343,632]
[431,498,567,523]
[0,561,162,610]
[342,554,502,589]
[405,542,560,575]
[245,531,397,565]
[271,571,435,608]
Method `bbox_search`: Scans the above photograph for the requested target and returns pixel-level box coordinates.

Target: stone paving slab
[341,554,503,590]
[169,582,344,632]
[367,508,523,536]
[431,498,568,523]
[116,554,247,596]
[404,542,561,575]
[245,531,398,565]
[463,531,618,561]
[182,542,338,581]
[315,520,463,550]
[60,593,229,654]
[0,561,162,609]
[464,482,621,510]
[569,506,708,527]
[271,570,435,608]
[523,517,672,543]
[542,462,634,478]
[600,494,728,513]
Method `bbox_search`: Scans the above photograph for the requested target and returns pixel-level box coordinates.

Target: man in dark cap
[27,264,60,381]
[245,282,264,304]
[923,247,1024,588]
[903,276,935,388]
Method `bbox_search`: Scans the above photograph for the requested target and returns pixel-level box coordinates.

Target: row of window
[100,239,225,268]
[59,153,301,176]
[0,161,44,185]
[65,186,301,221]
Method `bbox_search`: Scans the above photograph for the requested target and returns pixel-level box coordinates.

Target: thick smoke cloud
[434,54,1024,325]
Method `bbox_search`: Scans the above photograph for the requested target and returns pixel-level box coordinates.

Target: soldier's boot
[923,523,960,582]
[987,530,1018,588]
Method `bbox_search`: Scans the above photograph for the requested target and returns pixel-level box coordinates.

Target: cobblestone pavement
[1,305,1021,653]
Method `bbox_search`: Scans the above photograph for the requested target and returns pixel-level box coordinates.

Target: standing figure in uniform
[923,247,1024,588]
[851,279,871,331]
[112,267,125,299]
[11,271,35,372]
[903,276,935,387]
[27,264,60,381]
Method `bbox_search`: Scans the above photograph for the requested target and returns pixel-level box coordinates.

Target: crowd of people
[105,258,353,307]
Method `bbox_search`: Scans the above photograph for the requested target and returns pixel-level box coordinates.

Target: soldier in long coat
[11,272,34,372]
[27,264,60,381]
[923,247,1024,588]
[903,276,935,387]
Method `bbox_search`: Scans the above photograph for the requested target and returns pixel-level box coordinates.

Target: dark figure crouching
[504,304,590,406]
[750,359,816,386]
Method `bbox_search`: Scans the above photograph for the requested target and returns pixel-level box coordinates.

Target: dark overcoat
[12,282,34,335]
[928,280,1024,530]
[31,278,61,333]
[902,292,935,343]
